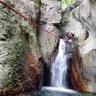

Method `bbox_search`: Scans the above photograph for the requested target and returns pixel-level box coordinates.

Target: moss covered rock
[0,0,41,95]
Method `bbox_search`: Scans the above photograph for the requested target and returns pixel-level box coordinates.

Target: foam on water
[42,87,77,93]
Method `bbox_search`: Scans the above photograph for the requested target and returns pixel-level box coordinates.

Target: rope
[0,0,60,39]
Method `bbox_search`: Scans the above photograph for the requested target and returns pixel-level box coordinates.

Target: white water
[42,39,76,93]
[51,39,68,88]
[42,87,76,93]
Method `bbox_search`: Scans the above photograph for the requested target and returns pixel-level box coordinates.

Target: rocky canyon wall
[1,0,96,95]
[62,0,96,93]
[0,0,61,95]
[0,0,40,95]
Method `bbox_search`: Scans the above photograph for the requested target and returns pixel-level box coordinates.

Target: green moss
[0,0,40,92]
[3,41,28,91]
[61,0,75,10]
[32,0,40,7]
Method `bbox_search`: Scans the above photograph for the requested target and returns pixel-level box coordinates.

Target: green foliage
[32,0,40,7]
[61,0,75,10]
[61,0,66,10]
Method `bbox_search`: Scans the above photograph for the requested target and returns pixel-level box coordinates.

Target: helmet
[71,31,75,34]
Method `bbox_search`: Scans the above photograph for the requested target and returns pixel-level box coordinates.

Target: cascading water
[51,39,68,88]
[42,39,76,93]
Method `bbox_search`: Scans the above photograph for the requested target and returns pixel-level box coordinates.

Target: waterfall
[51,39,70,88]
[42,39,76,93]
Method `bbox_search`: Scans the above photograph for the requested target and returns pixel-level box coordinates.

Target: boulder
[39,0,61,65]
[38,24,59,64]
[40,0,61,24]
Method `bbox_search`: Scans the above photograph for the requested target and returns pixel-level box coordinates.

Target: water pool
[24,90,96,96]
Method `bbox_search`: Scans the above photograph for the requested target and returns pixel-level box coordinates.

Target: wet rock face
[62,0,96,92]
[39,0,61,64]
[0,0,40,95]
[63,41,86,91]
[68,45,86,91]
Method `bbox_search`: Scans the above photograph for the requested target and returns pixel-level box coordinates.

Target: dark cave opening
[84,31,89,40]
[43,63,51,86]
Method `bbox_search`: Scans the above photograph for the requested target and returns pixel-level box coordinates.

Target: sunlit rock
[39,24,59,64]
[62,0,96,92]
[39,0,61,64]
